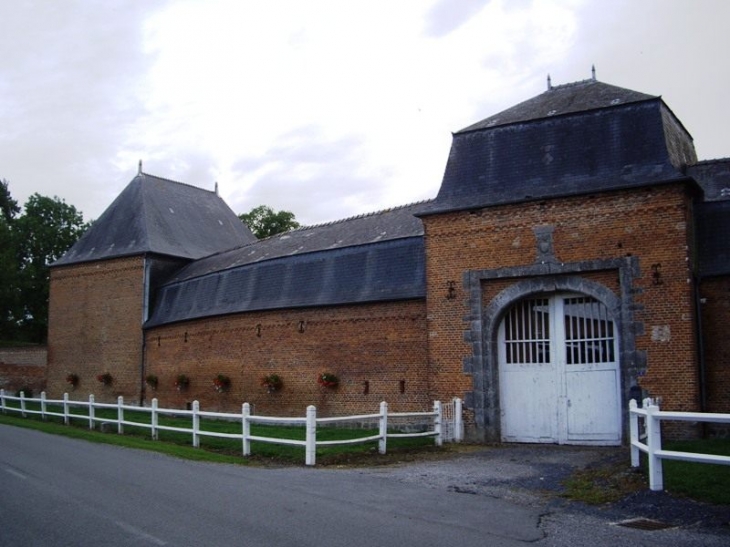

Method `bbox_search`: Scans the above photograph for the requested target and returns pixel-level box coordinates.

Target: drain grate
[615,518,675,531]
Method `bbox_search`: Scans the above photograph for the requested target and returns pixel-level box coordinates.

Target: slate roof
[459,78,657,132]
[697,199,730,277]
[427,79,698,215]
[687,159,730,201]
[54,173,255,266]
[145,201,432,327]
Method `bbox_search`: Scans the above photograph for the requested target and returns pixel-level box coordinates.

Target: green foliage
[0,179,20,222]
[0,180,21,340]
[238,205,300,239]
[0,181,88,343]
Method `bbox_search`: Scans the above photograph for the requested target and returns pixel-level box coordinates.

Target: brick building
[47,76,730,443]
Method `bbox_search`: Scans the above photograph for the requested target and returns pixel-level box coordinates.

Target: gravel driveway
[352,444,730,546]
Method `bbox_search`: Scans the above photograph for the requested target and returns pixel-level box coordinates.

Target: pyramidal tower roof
[54,172,256,266]
[458,76,657,133]
[430,75,698,214]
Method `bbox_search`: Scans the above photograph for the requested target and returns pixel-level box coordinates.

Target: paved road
[0,424,541,546]
[2,425,728,546]
[356,445,730,546]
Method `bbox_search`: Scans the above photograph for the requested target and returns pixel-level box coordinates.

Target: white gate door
[498,294,621,445]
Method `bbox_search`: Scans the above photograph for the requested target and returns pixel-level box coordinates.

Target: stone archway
[461,260,644,443]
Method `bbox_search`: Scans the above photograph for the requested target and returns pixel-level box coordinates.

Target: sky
[2,0,730,226]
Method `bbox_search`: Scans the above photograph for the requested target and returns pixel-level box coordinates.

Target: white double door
[498,293,621,445]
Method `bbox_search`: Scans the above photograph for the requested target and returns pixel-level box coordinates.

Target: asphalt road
[0,424,542,546]
[2,425,728,546]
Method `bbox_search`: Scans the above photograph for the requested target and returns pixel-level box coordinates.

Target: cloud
[228,126,391,224]
[0,0,159,219]
[424,0,491,37]
[2,0,730,229]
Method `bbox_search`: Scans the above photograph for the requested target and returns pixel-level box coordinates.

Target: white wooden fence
[0,390,462,466]
[629,398,730,491]
[441,397,464,443]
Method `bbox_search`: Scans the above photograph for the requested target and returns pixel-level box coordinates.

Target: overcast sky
[2,0,729,226]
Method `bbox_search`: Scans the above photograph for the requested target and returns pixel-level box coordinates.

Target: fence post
[39,391,47,420]
[151,398,158,440]
[0,389,4,414]
[117,396,124,435]
[433,400,443,447]
[646,400,664,491]
[63,393,69,425]
[629,399,639,467]
[379,401,388,455]
[20,391,26,418]
[89,394,95,430]
[192,400,200,448]
[242,403,251,457]
[454,397,463,442]
[305,405,317,466]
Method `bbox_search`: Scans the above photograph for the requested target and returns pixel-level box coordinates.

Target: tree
[0,180,21,340]
[0,189,88,343]
[239,205,300,239]
[0,179,19,222]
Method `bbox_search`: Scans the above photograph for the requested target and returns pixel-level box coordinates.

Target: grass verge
[0,403,438,467]
[563,439,730,506]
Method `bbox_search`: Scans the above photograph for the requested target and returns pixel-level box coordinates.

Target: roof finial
[138,159,143,175]
[215,181,219,196]
[547,73,552,91]
[591,65,596,81]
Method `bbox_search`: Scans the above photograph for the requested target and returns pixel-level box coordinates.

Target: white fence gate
[442,397,464,443]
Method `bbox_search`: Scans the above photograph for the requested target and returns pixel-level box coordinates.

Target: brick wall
[144,300,429,416]
[422,183,700,437]
[700,276,730,413]
[0,346,47,366]
[0,346,47,395]
[47,256,145,402]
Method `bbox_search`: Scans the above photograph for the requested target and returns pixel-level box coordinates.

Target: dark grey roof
[697,200,730,277]
[166,201,433,283]
[427,79,697,215]
[54,173,255,266]
[687,159,730,201]
[459,78,657,133]
[145,202,432,327]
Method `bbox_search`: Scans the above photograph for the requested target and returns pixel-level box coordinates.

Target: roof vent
[547,110,557,116]
[487,120,498,127]
[610,98,621,105]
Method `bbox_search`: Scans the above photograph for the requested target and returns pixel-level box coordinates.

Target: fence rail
[0,390,461,466]
[629,398,730,491]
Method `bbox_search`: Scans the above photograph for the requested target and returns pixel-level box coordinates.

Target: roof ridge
[548,77,596,91]
[296,198,434,231]
[188,198,433,261]
[692,157,730,165]
[140,171,217,194]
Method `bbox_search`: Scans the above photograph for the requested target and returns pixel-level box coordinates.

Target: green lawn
[0,398,436,466]
[662,439,730,505]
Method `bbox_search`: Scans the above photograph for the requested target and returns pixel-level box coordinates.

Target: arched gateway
[498,293,621,444]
